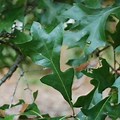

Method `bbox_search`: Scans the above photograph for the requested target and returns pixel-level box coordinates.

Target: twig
[0,55,23,85]
[0,40,24,85]
[93,45,110,57]
[9,67,24,108]
[24,69,42,73]
[23,70,33,102]
[24,76,32,92]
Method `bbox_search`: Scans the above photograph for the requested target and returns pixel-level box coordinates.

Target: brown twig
[0,40,24,85]
[93,45,110,57]
[0,55,23,85]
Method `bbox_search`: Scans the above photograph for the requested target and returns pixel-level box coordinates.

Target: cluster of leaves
[0,0,120,119]
[0,90,64,120]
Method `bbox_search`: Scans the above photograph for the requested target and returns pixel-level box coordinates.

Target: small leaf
[41,68,74,106]
[62,4,120,53]
[20,103,41,119]
[33,90,38,102]
[82,97,111,120]
[0,99,25,112]
[83,59,115,92]
[23,103,40,117]
[112,76,120,103]
[74,88,102,109]
[0,104,9,110]
[11,30,32,44]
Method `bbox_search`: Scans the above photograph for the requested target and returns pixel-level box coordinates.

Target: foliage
[0,0,120,119]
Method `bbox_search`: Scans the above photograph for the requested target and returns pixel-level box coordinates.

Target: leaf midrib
[94,97,110,120]
[81,6,120,31]
[39,31,72,107]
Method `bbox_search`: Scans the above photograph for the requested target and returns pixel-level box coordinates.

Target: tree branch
[0,55,23,85]
[0,40,24,85]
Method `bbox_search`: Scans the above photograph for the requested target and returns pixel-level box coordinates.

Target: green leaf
[33,90,38,102]
[41,68,74,106]
[19,22,74,106]
[0,7,24,32]
[112,77,120,103]
[107,104,120,120]
[39,0,70,26]
[21,22,63,68]
[74,88,102,109]
[0,104,9,110]
[83,59,115,92]
[110,87,118,104]
[77,111,88,120]
[115,45,120,53]
[23,103,40,116]
[64,33,89,68]
[111,21,120,48]
[29,21,63,67]
[81,0,102,8]
[62,4,120,53]
[82,97,111,120]
[67,54,89,67]
[33,22,73,106]
[11,30,32,44]
[0,99,25,110]
[4,115,14,120]
[63,30,89,48]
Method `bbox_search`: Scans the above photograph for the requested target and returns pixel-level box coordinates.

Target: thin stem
[93,45,110,57]
[0,55,23,85]
[23,70,33,102]
[113,50,118,79]
[0,40,24,85]
[31,110,43,118]
[9,67,24,108]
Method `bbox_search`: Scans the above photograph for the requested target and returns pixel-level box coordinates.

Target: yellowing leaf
[20,104,29,114]
[0,109,6,117]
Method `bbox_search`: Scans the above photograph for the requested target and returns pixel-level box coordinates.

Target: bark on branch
[0,40,24,85]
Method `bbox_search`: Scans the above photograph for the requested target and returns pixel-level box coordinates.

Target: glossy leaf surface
[19,22,74,106]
